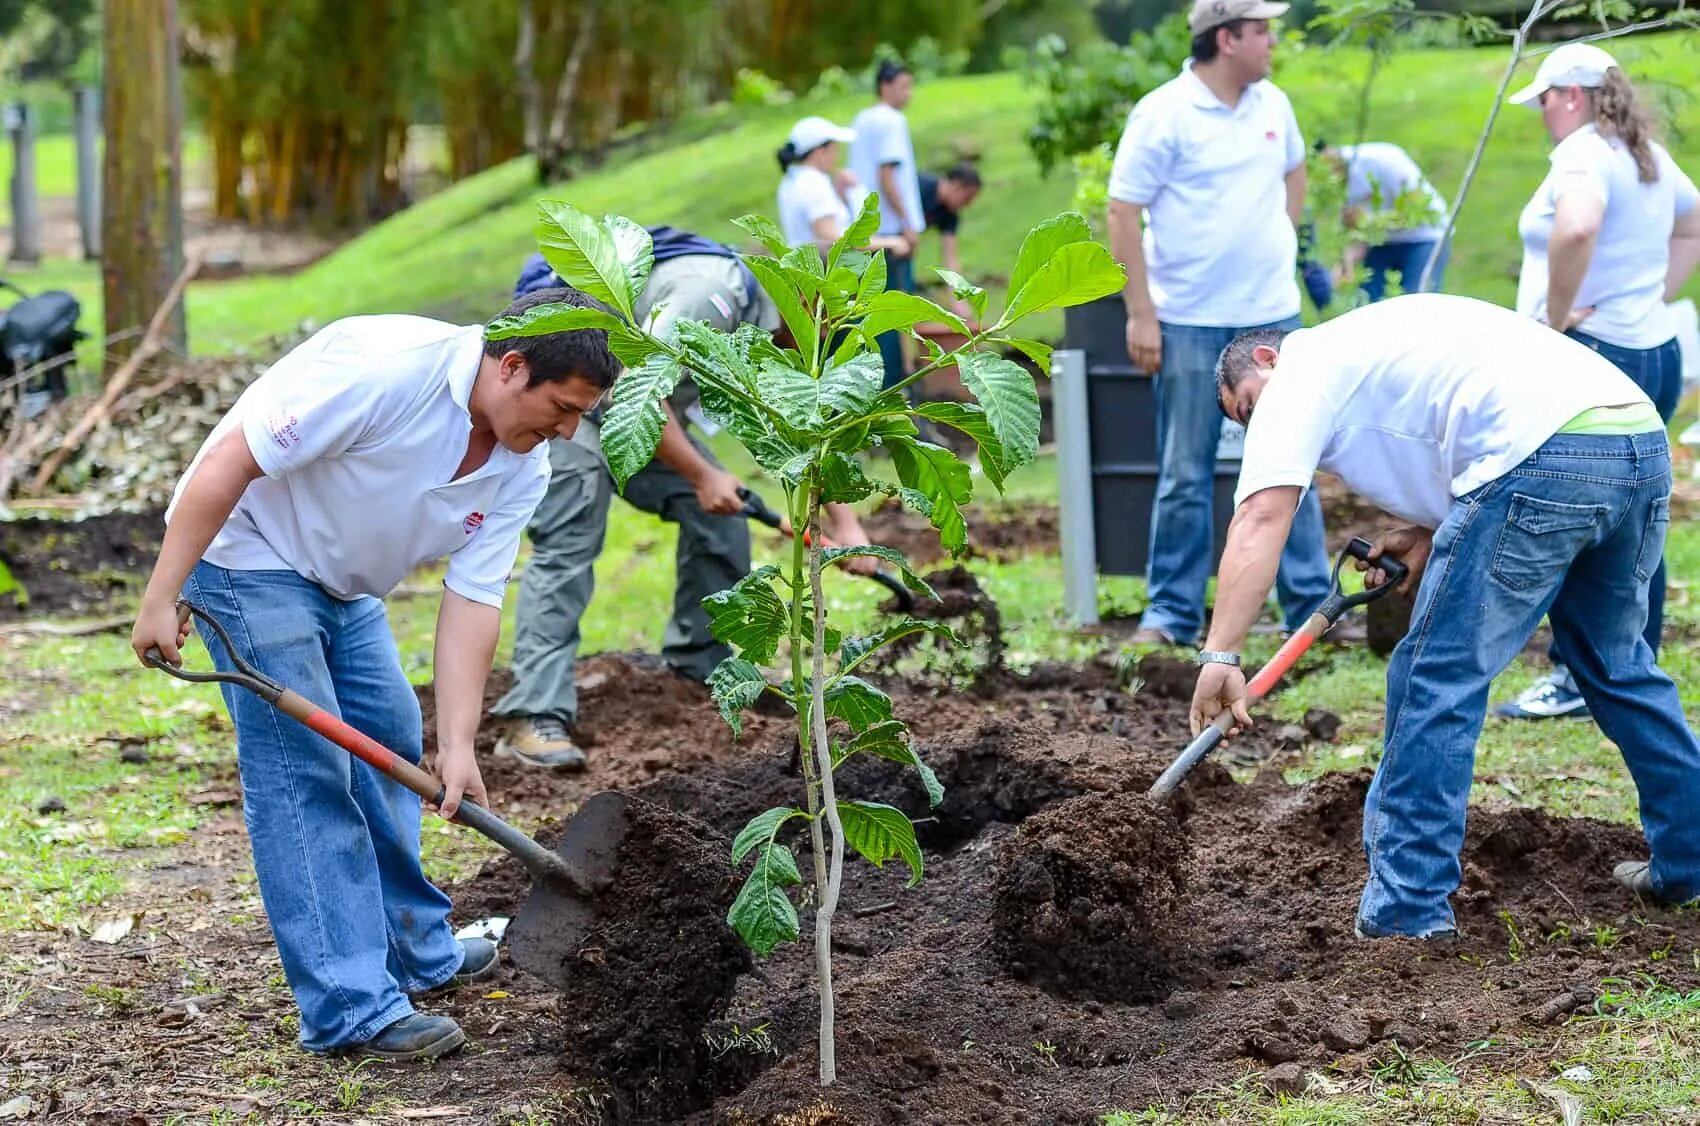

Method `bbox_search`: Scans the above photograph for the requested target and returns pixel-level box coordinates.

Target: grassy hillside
[7,31,1698,361]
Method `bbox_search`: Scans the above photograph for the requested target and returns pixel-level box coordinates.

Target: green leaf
[859,291,968,340]
[868,410,919,444]
[887,438,973,555]
[818,353,884,418]
[913,401,1008,491]
[840,721,944,809]
[829,191,882,271]
[840,617,963,672]
[606,215,655,306]
[819,545,937,598]
[728,844,801,956]
[732,806,804,864]
[836,800,924,886]
[1007,212,1092,303]
[1001,240,1126,328]
[934,267,988,324]
[857,249,889,306]
[708,658,773,738]
[608,324,664,368]
[483,303,626,341]
[602,353,682,490]
[824,675,895,733]
[818,451,876,504]
[956,352,1041,469]
[997,336,1053,374]
[703,566,788,664]
[745,255,818,373]
[732,214,791,257]
[755,361,821,431]
[536,200,635,320]
[782,242,826,282]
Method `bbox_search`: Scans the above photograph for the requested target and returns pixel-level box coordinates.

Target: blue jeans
[1140,317,1333,642]
[1547,330,1683,664]
[1358,432,1700,936]
[877,253,916,390]
[1360,238,1449,303]
[183,562,463,1050]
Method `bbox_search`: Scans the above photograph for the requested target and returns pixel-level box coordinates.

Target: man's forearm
[1285,165,1307,227]
[1202,489,1299,653]
[433,592,501,760]
[1108,200,1155,316]
[879,166,915,232]
[653,400,713,483]
[140,429,263,610]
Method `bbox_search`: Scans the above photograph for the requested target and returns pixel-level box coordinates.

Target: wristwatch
[1195,650,1241,667]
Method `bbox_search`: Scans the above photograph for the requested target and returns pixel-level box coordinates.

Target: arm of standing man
[878,163,920,253]
[1285,162,1307,228]
[1667,202,1700,301]
[1109,200,1161,374]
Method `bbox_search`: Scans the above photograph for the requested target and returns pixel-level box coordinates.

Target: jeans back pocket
[1634,494,1671,583]
[1490,494,1606,592]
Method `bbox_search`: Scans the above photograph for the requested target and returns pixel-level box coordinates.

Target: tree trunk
[537,0,598,183]
[101,0,186,374]
[516,0,541,156]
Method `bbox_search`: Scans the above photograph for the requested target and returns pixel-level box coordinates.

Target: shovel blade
[507,791,631,991]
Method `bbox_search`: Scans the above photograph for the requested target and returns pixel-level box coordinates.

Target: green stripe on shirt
[1557,401,1664,435]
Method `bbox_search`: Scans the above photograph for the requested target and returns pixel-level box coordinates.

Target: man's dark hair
[1191,18,1248,63]
[1214,326,1287,412]
[483,287,620,390]
[875,59,911,94]
[943,163,982,189]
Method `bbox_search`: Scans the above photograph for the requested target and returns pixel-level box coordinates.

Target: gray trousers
[492,423,751,726]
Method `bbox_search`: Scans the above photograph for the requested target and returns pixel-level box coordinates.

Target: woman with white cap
[1495,42,1700,721]
[776,115,909,254]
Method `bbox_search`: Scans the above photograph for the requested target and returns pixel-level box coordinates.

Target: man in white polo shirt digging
[129,289,619,1059]
[1108,0,1334,647]
[1190,293,1700,939]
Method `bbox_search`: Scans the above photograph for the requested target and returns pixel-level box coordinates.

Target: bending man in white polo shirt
[130,290,619,1060]
[1191,293,1700,939]
[1107,0,1332,647]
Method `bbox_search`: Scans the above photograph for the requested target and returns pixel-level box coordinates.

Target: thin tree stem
[807,480,844,1086]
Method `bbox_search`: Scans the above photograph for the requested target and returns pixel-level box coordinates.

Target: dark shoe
[1130,626,1180,647]
[409,937,500,999]
[1492,673,1589,720]
[1614,860,1698,906]
[356,1013,465,1061]
[494,716,587,771]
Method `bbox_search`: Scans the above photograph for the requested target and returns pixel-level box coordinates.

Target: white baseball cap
[787,116,856,153]
[1509,42,1619,106]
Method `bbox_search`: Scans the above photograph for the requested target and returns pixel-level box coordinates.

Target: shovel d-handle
[1147,538,1408,799]
[147,598,588,896]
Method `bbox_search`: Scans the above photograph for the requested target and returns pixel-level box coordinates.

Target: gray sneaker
[1613,860,1697,906]
[494,716,587,771]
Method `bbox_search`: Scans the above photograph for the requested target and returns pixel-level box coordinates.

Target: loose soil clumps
[0,509,161,619]
[993,791,1189,1001]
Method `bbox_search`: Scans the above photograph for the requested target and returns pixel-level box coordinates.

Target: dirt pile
[0,509,161,619]
[992,791,1189,1001]
[861,498,1057,569]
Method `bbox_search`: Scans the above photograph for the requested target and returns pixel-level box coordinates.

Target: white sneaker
[1491,673,1589,720]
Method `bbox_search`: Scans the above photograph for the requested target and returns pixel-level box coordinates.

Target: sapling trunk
[806,481,845,1086]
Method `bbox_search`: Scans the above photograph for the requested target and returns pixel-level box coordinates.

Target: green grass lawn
[10,31,1698,369]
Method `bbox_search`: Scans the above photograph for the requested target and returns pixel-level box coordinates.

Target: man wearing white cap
[1107,0,1334,647]
[1493,43,1700,722]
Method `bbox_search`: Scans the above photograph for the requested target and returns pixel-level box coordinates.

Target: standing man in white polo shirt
[1107,0,1333,647]
[1193,293,1700,938]
[850,61,925,390]
[129,290,619,1060]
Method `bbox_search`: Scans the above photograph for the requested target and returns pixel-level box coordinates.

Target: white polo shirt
[1109,62,1303,327]
[848,103,925,238]
[168,315,550,608]
[1234,294,1648,529]
[1517,125,1699,349]
[1337,142,1447,244]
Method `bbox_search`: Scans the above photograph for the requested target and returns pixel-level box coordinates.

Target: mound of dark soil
[993,791,1189,1001]
[861,498,1057,569]
[0,509,161,619]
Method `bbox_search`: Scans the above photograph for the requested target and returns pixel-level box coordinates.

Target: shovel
[737,486,917,612]
[145,598,628,991]
[1148,536,1407,798]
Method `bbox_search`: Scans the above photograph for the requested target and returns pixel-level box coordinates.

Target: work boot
[1613,860,1698,907]
[1492,670,1589,720]
[355,1013,465,1061]
[408,937,499,999]
[1129,626,1180,647]
[494,716,586,771]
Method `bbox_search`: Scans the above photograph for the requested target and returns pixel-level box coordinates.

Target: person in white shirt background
[776,115,909,256]
[1494,43,1700,721]
[1318,139,1451,302]
[850,61,926,390]
[130,290,620,1061]
[1106,0,1334,648]
[1191,293,1700,938]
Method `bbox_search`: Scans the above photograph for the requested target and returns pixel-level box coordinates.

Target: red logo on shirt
[463,512,485,535]
[1265,130,1277,141]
